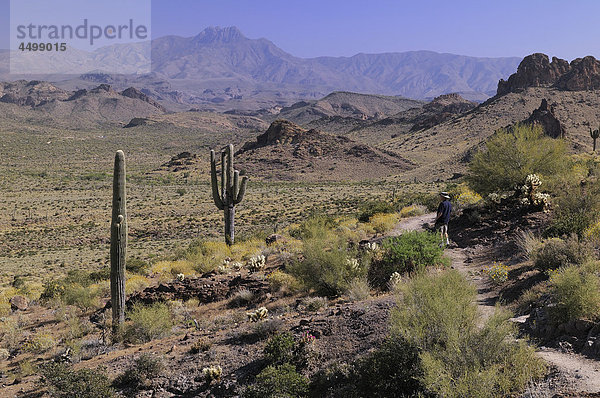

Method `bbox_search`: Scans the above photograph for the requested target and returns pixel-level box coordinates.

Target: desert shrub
[245,363,309,398]
[252,318,284,340]
[190,338,212,353]
[63,284,100,311]
[467,124,569,195]
[357,201,396,223]
[37,362,116,398]
[0,317,23,352]
[126,258,150,275]
[545,183,600,239]
[368,231,446,289]
[485,262,509,285]
[345,278,371,301]
[123,302,173,343]
[125,275,150,295]
[514,229,543,260]
[267,270,303,294]
[301,296,328,312]
[398,204,427,218]
[368,212,399,235]
[228,288,255,308]
[264,332,296,365]
[353,337,424,397]
[449,184,483,208]
[548,262,600,323]
[24,332,56,353]
[392,270,546,397]
[289,221,366,296]
[533,235,593,271]
[113,353,164,389]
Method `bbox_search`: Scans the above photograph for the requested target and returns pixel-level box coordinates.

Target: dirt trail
[392,213,600,395]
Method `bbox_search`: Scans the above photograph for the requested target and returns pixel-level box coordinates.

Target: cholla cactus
[388,272,402,289]
[176,273,185,281]
[230,261,243,271]
[202,365,223,383]
[532,192,550,209]
[346,258,360,271]
[246,306,268,322]
[247,254,266,272]
[365,242,379,252]
[520,174,549,210]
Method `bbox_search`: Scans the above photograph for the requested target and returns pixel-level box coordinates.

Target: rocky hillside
[267,91,425,126]
[232,120,413,181]
[0,81,166,128]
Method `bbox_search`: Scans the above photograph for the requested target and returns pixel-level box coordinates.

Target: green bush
[357,201,396,223]
[63,284,100,311]
[368,231,446,288]
[391,270,546,397]
[533,235,593,271]
[549,262,600,323]
[113,353,164,389]
[123,302,173,343]
[467,124,569,195]
[263,332,316,370]
[245,363,309,398]
[289,221,367,296]
[353,337,424,397]
[38,362,116,398]
[126,258,151,275]
[545,183,600,239]
[264,332,296,366]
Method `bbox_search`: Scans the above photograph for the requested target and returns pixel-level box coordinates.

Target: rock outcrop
[522,99,565,139]
[555,56,600,91]
[497,53,600,96]
[121,87,166,111]
[410,93,476,132]
[497,53,570,96]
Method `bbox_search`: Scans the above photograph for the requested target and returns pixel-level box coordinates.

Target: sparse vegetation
[37,362,116,398]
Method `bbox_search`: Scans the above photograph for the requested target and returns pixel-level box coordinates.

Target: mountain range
[1,26,520,110]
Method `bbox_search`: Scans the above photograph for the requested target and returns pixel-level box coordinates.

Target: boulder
[9,295,28,311]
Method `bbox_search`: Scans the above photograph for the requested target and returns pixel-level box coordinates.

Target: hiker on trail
[435,192,452,246]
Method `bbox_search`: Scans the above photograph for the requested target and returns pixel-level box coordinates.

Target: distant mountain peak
[192,26,246,44]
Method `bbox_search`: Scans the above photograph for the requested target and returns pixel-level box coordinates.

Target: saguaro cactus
[590,126,600,152]
[110,150,127,332]
[210,144,247,245]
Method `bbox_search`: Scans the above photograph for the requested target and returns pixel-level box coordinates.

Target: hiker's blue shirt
[437,200,452,224]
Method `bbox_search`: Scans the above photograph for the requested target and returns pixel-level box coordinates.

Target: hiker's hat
[440,192,451,199]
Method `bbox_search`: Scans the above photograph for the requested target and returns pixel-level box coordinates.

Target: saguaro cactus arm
[235,175,248,204]
[210,150,224,210]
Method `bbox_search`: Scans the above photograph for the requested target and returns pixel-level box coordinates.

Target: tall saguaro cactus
[590,126,600,152]
[110,150,127,332]
[210,144,247,245]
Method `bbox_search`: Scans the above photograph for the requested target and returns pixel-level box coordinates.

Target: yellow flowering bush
[485,262,509,284]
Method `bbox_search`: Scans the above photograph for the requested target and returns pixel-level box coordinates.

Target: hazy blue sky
[1,0,599,60]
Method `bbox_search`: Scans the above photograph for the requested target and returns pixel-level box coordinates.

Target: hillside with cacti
[4,51,600,397]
